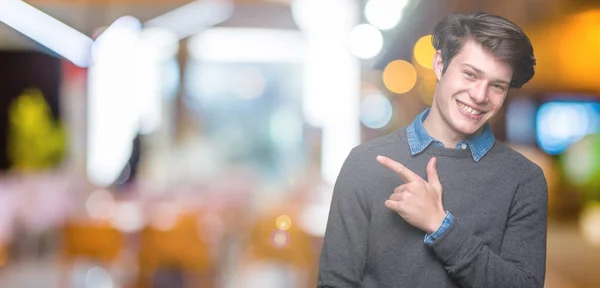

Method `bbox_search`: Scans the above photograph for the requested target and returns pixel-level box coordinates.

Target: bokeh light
[85,189,115,220]
[271,230,290,249]
[555,10,600,91]
[85,266,114,288]
[580,201,600,248]
[383,60,417,94]
[110,201,144,233]
[413,34,436,69]
[525,10,600,92]
[298,201,330,237]
[562,134,600,196]
[536,102,600,155]
[364,0,407,30]
[149,202,180,231]
[348,24,383,59]
[360,94,393,129]
[275,215,292,231]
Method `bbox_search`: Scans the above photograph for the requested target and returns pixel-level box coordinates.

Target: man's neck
[422,107,468,148]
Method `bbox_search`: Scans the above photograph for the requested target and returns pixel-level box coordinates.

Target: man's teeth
[459,103,482,115]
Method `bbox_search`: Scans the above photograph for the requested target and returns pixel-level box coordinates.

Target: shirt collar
[405,108,495,162]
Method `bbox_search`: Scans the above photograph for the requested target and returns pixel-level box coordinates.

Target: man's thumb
[427,157,442,192]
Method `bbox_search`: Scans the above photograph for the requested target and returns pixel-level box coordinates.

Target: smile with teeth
[459,102,483,115]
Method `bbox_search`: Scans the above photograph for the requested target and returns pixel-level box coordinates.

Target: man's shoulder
[489,141,545,180]
[341,128,410,174]
[351,128,408,156]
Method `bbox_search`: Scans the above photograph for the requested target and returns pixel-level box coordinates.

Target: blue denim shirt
[406,108,496,245]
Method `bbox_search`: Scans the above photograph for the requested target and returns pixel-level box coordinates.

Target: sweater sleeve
[317,148,370,287]
[428,167,548,288]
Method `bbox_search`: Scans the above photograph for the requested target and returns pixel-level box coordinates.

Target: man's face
[432,40,513,137]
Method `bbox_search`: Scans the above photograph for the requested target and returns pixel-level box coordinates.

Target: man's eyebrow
[463,63,510,84]
[463,63,485,75]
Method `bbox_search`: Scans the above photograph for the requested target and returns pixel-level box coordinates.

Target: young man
[317,12,548,288]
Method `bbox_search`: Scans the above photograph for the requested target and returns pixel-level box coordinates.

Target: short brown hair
[431,12,535,88]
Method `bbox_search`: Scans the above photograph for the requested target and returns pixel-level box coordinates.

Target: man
[317,12,548,288]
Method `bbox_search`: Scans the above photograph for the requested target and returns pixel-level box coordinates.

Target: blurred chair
[236,209,318,288]
[0,242,6,268]
[136,212,214,288]
[59,220,124,286]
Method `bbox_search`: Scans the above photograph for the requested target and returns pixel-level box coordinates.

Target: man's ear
[433,50,444,81]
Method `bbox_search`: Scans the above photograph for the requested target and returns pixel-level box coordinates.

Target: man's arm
[317,148,370,287]
[429,168,548,288]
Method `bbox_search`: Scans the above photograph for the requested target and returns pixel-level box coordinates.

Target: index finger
[376,155,421,183]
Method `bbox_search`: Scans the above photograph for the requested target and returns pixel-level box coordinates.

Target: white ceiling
[0,0,301,50]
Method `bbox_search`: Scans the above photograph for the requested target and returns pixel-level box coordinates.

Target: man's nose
[470,81,488,104]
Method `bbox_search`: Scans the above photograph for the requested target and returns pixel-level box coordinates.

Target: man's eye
[463,71,476,79]
[491,84,506,91]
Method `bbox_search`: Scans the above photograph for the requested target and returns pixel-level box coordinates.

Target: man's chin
[453,123,483,137]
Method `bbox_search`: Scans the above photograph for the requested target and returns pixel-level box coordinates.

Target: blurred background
[0,0,599,287]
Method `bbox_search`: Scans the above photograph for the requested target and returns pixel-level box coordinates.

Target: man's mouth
[458,101,484,116]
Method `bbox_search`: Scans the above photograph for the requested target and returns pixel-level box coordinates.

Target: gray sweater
[317,129,548,288]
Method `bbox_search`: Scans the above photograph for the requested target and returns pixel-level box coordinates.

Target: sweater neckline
[423,145,473,158]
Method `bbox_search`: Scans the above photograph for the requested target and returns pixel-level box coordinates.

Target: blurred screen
[536,97,600,155]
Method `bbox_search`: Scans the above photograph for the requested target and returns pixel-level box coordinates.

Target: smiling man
[317,12,548,288]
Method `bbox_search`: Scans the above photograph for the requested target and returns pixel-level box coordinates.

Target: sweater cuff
[428,216,475,266]
[424,211,454,245]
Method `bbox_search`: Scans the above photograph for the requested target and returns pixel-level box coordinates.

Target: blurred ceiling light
[360,93,393,129]
[383,59,417,94]
[413,34,435,69]
[0,0,93,67]
[92,15,142,63]
[291,0,356,32]
[87,16,142,187]
[133,28,174,136]
[145,0,234,40]
[188,28,306,63]
[137,27,179,61]
[292,0,360,185]
[348,24,383,59]
[364,0,408,30]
